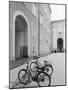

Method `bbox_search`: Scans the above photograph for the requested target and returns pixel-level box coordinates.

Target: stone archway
[12,11,30,60]
[57,38,63,52]
[15,15,28,59]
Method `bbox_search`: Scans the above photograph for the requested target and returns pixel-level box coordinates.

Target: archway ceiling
[15,15,28,32]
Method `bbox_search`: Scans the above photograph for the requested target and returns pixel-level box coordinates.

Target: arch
[57,38,63,52]
[13,11,30,60]
[15,15,28,58]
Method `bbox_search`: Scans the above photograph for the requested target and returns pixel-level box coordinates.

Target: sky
[50,4,65,21]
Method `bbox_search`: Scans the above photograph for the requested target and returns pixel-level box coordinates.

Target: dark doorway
[15,15,28,59]
[57,38,63,52]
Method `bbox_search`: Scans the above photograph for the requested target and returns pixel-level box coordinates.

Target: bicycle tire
[44,64,53,76]
[37,72,51,87]
[30,62,37,72]
[18,69,29,84]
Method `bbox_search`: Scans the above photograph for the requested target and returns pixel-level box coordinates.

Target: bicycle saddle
[33,56,40,59]
[44,61,47,63]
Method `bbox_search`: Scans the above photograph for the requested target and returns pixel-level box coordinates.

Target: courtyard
[10,52,66,88]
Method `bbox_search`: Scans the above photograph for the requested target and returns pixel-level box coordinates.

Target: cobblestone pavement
[10,53,65,88]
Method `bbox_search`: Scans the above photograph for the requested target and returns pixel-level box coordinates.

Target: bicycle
[18,62,51,87]
[30,56,53,76]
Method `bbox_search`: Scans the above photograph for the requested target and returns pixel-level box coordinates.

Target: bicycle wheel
[18,69,29,84]
[37,72,51,87]
[44,64,53,76]
[30,62,37,72]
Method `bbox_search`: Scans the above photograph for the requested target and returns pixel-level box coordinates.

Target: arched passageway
[15,15,28,59]
[57,38,63,52]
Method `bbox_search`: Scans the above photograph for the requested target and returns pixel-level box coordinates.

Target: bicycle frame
[34,59,48,68]
[24,62,39,83]
[20,62,48,85]
[30,58,53,76]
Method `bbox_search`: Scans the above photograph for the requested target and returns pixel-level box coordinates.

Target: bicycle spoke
[44,65,53,76]
[18,69,29,84]
[37,72,51,87]
[21,74,28,81]
[30,62,37,72]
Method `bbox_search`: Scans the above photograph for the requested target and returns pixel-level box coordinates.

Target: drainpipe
[38,4,40,56]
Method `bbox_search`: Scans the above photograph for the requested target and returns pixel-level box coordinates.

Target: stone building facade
[9,1,52,61]
[51,20,65,52]
[39,4,52,55]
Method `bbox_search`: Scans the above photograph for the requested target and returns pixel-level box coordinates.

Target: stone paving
[10,53,66,88]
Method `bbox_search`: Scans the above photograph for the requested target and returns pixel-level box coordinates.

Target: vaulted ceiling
[15,15,28,32]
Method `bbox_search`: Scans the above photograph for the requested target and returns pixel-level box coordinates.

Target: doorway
[15,15,28,59]
[57,38,63,52]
